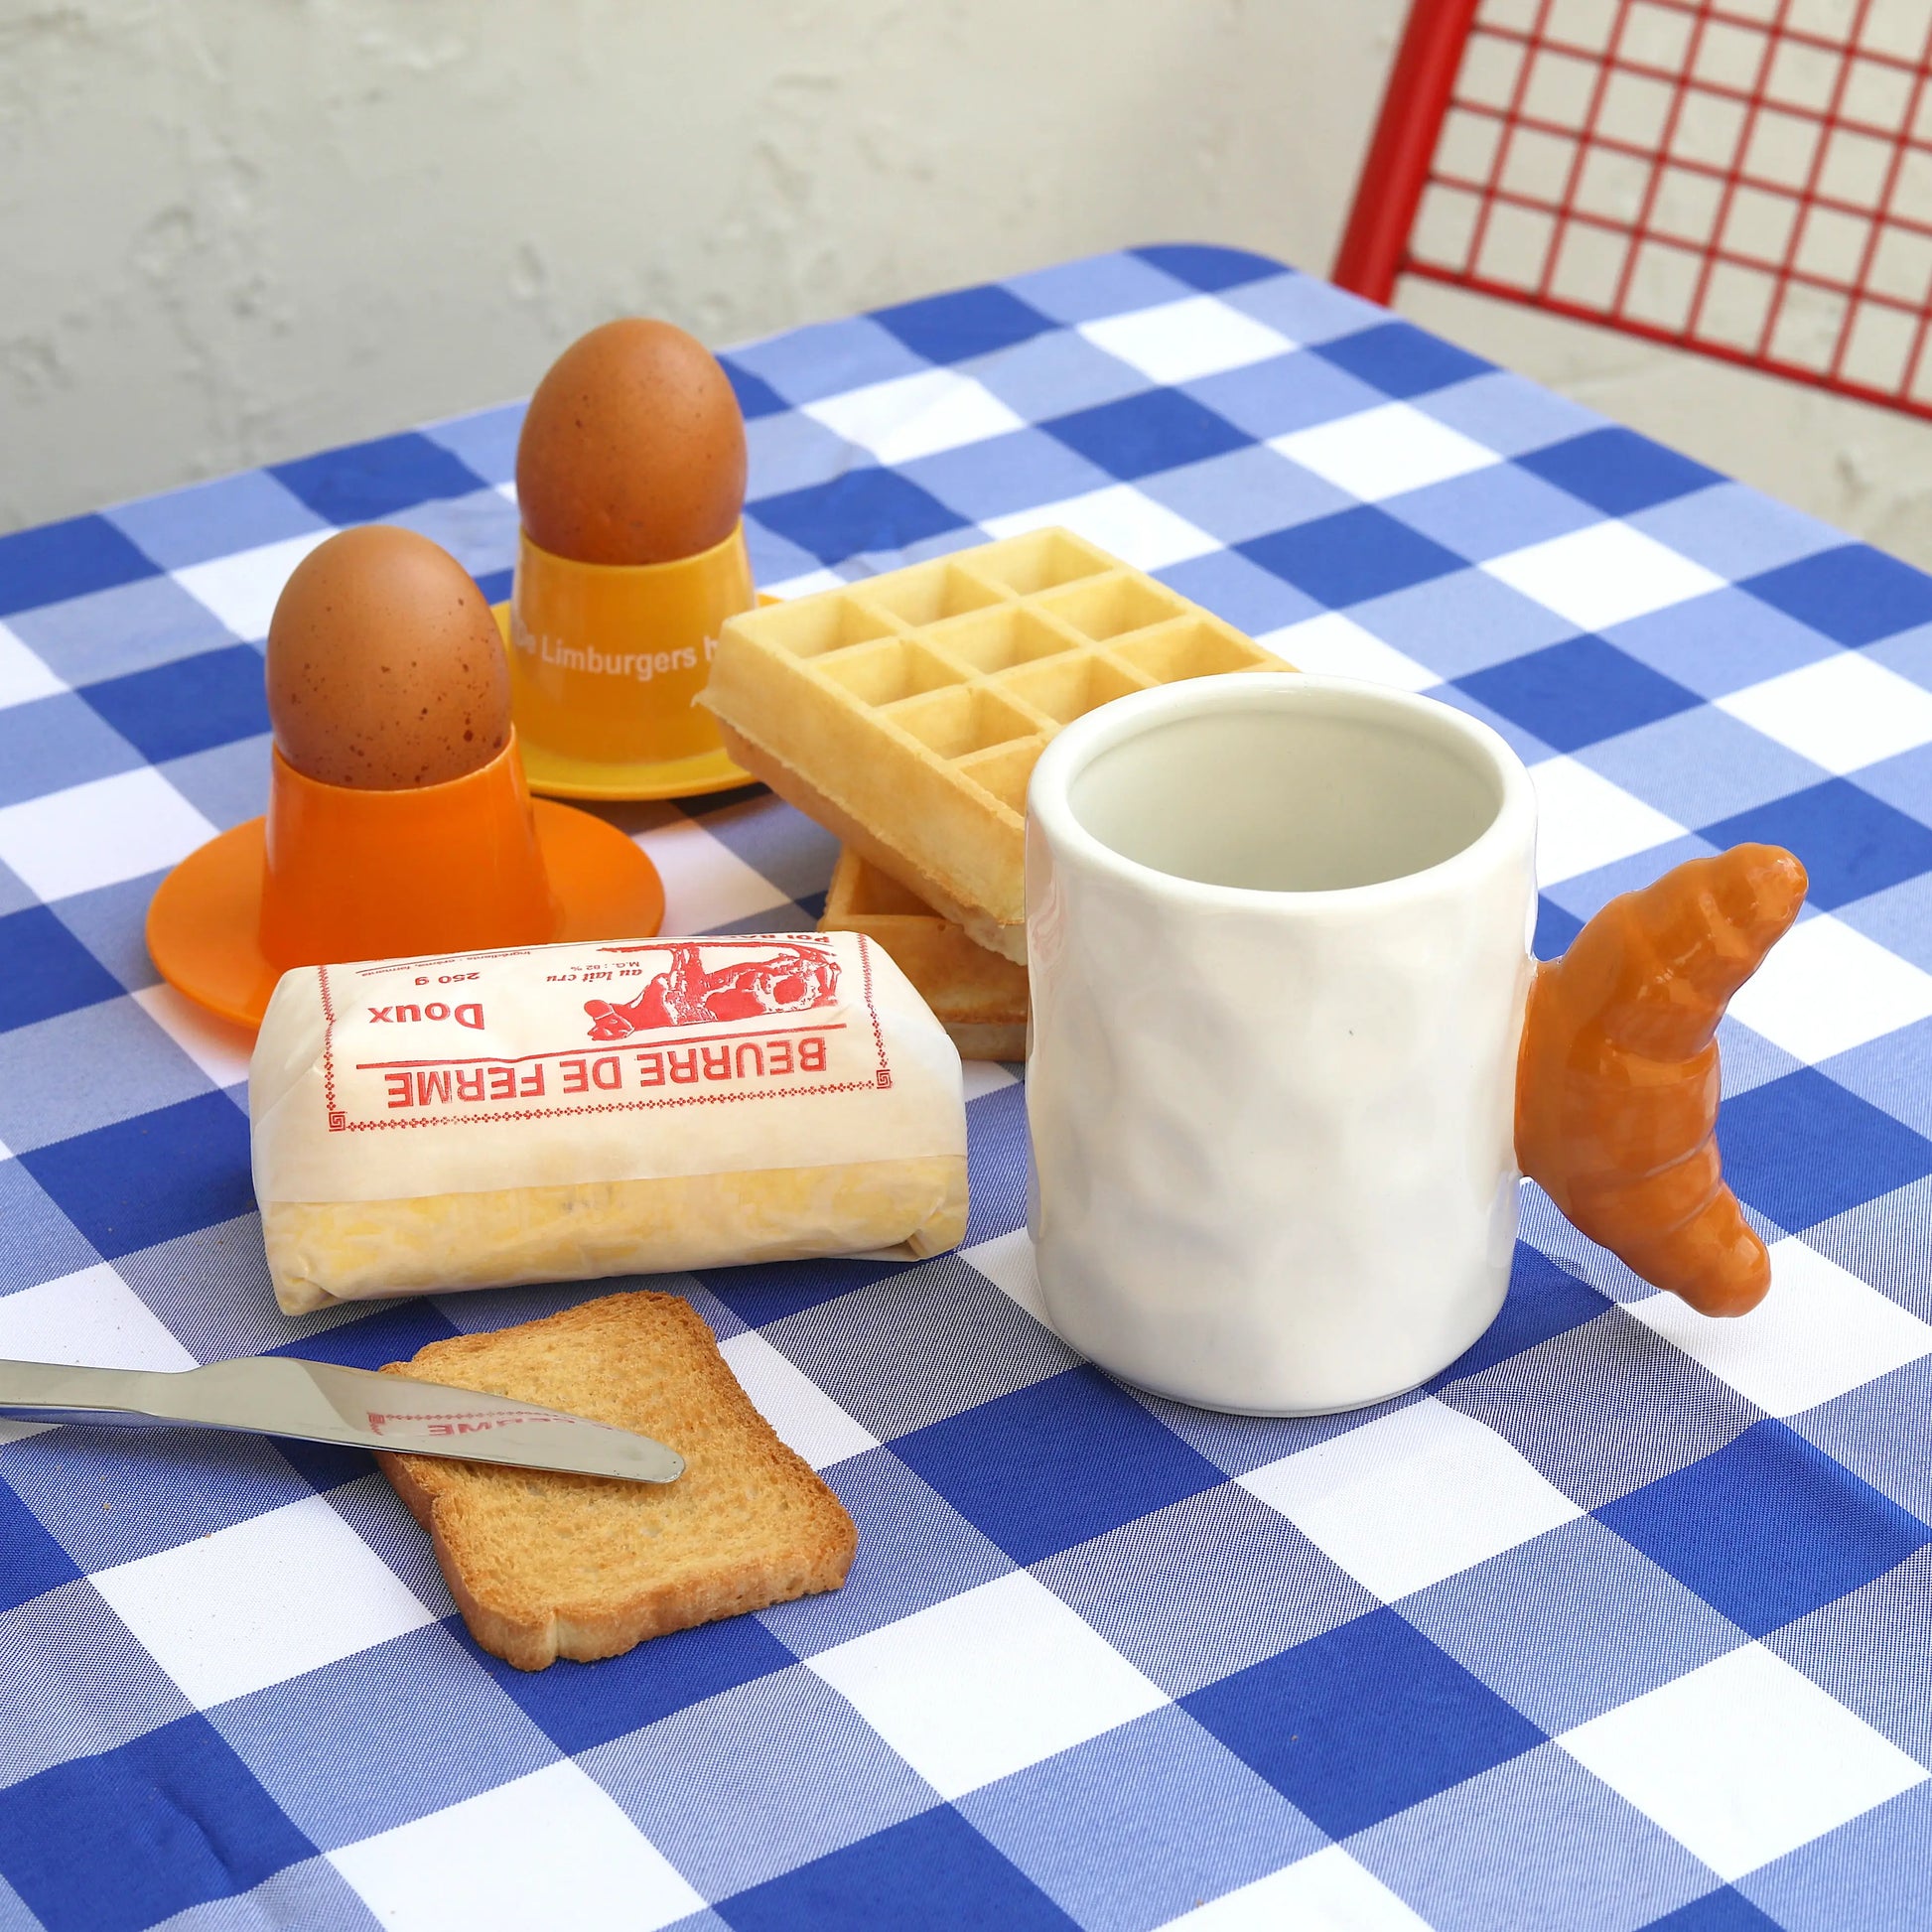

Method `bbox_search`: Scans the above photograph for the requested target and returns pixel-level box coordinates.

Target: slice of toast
[377,1292,857,1670]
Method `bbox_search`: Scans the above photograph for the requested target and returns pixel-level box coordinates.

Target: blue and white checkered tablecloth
[2,245,1931,1931]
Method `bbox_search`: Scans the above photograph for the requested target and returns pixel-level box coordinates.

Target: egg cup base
[490,601,755,801]
[147,800,665,1031]
[517,723,754,803]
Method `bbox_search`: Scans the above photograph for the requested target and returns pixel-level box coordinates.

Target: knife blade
[0,1355,685,1483]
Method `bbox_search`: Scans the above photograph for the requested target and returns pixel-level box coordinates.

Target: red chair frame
[1334,0,1932,421]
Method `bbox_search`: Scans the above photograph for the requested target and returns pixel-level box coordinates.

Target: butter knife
[0,1356,684,1483]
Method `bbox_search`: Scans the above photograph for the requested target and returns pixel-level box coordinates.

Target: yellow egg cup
[495,520,757,802]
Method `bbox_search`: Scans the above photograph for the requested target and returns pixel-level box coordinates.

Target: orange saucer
[149,746,664,1031]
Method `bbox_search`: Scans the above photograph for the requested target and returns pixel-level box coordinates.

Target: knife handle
[0,1359,157,1425]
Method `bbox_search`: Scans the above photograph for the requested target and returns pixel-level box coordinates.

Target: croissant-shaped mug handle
[1514,844,1808,1316]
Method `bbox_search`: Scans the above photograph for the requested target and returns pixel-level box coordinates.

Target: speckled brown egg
[265,526,512,790]
[515,318,747,566]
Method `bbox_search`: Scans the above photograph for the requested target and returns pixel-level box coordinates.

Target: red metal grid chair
[1334,0,1932,419]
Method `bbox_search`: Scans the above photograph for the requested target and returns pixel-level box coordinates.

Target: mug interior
[1066,686,1507,893]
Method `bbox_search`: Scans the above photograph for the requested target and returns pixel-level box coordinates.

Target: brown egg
[515,318,748,566]
[265,526,512,790]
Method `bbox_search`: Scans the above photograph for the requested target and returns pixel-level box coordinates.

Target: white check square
[1723,912,1932,1062]
[91,1493,438,1707]
[1528,757,1686,887]
[962,1058,1021,1100]
[807,1570,1167,1798]
[1484,522,1725,630]
[1627,1238,1932,1416]
[1271,402,1500,503]
[173,528,335,640]
[330,1761,703,1932]
[1559,1643,1926,1879]
[630,813,795,932]
[961,1227,1050,1325]
[1257,613,1440,692]
[1165,1845,1433,1929]
[803,369,1026,465]
[1717,651,1932,775]
[1078,295,1297,384]
[719,1329,880,1469]
[0,766,218,900]
[982,485,1219,573]
[762,566,847,601]
[0,1262,197,1373]
[132,983,255,1089]
[0,621,66,709]
[1239,1399,1581,1600]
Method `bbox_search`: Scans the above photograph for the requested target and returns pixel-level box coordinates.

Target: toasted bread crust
[377,1293,857,1670]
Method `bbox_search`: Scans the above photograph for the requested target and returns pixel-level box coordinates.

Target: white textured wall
[6,0,1930,569]
[0,0,1402,529]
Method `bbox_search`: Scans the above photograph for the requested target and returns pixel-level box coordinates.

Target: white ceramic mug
[1025,672,1538,1415]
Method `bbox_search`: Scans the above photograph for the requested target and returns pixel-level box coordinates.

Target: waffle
[704,529,1292,962]
[819,846,1028,1061]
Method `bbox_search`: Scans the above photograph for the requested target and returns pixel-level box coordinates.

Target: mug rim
[1027,671,1538,906]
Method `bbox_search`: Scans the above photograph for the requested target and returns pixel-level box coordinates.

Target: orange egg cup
[147,732,664,1030]
[499,520,757,802]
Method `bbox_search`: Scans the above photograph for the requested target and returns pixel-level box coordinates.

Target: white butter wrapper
[250,932,967,1314]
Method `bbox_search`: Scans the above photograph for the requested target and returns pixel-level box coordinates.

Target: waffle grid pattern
[709,532,1284,944]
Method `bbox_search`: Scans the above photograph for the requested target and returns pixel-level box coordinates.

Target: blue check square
[1519,427,1723,516]
[1741,543,1932,646]
[0,1479,81,1613]
[0,1713,315,1932]
[1645,1887,1789,1930]
[963,1078,1030,1246]
[1535,896,1586,959]
[0,1158,100,1293]
[1400,1516,1743,1735]
[211,1625,552,1851]
[1431,1245,1611,1389]
[1597,1422,1930,1635]
[872,285,1056,365]
[1035,1482,1375,1697]
[0,906,123,1034]
[1457,636,1701,754]
[80,643,270,765]
[718,1804,1074,1932]
[0,693,143,810]
[1134,243,1286,292]
[719,356,789,421]
[1240,506,1465,608]
[756,1447,1014,1656]
[699,1253,920,1327]
[1039,389,1250,482]
[1181,1607,1546,1838]
[1314,321,1492,398]
[269,1297,459,1370]
[959,1707,1322,1929]
[1704,779,1932,911]
[1350,1742,1715,1932]
[19,1090,254,1261]
[591,1665,939,1900]
[1717,1066,1932,1231]
[890,1365,1225,1565]
[748,470,971,566]
[0,514,159,619]
[270,431,485,525]
[459,1610,796,1755]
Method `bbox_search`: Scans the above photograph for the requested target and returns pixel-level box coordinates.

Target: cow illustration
[584,942,839,1039]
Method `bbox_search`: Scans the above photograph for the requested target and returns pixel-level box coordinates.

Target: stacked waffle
[704,529,1293,1056]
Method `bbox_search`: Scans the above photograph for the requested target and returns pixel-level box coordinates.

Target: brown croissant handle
[1514,843,1808,1316]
